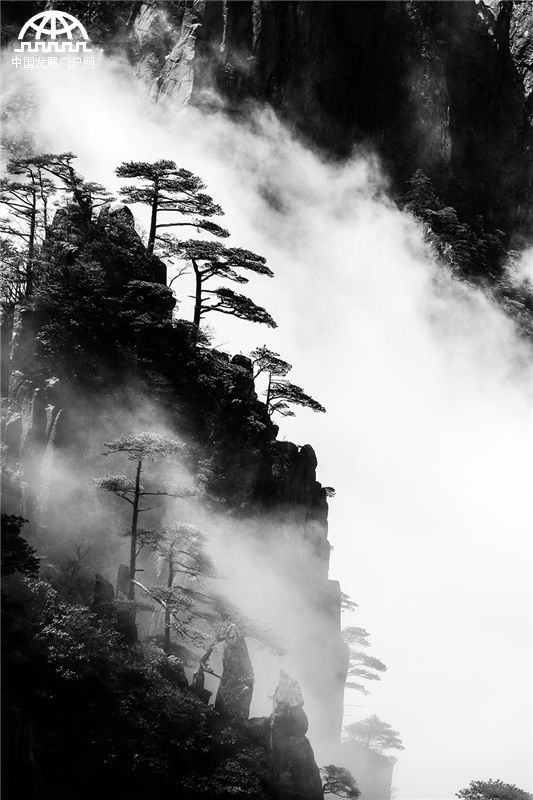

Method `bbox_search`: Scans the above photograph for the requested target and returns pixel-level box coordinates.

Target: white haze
[1,54,532,800]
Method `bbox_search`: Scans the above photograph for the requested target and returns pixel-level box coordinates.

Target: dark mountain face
[190,0,532,238]
[2,0,531,238]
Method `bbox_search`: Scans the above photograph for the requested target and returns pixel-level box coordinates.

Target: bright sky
[2,50,532,800]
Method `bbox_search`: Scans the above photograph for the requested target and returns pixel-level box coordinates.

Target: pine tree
[342,626,387,694]
[92,433,184,605]
[344,715,404,753]
[250,345,325,417]
[32,152,111,223]
[267,379,325,417]
[115,160,229,255]
[167,239,275,327]
[321,765,360,799]
[0,157,56,295]
[143,523,215,654]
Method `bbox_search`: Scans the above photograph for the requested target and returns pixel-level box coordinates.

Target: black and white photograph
[0,2,531,799]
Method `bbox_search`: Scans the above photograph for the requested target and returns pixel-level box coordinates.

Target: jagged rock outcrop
[132,0,201,104]
[214,623,254,719]
[230,354,258,400]
[269,671,323,800]
[97,201,139,236]
[1,367,63,517]
[247,437,347,743]
[257,442,329,553]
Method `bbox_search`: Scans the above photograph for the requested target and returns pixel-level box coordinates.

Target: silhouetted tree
[342,626,387,694]
[115,160,229,255]
[251,345,292,380]
[345,715,404,753]
[169,239,275,327]
[202,286,276,328]
[25,152,112,232]
[6,156,58,231]
[321,765,360,799]
[0,153,116,300]
[456,780,532,800]
[37,152,111,211]
[267,379,325,417]
[0,157,57,294]
[0,237,26,303]
[115,160,276,331]
[249,344,325,416]
[250,344,291,407]
[0,177,38,294]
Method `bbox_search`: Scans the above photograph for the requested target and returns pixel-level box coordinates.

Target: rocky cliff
[3,0,530,241]
[86,0,533,243]
[1,195,347,797]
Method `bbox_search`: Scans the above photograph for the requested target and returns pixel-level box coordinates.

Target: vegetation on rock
[342,626,387,695]
[321,764,360,799]
[1,150,339,800]
[344,715,404,754]
[456,779,533,800]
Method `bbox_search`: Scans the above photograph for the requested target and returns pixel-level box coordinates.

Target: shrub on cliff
[344,715,404,754]
[321,764,360,798]
[456,779,533,800]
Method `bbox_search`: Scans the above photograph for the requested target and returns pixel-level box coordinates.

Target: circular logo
[18,11,90,42]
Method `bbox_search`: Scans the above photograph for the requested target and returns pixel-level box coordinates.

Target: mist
[1,52,532,800]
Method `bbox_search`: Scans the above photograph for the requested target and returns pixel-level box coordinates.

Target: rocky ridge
[1,196,347,797]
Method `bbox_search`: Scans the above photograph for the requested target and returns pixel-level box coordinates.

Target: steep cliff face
[1,200,348,795]
[509,0,533,123]
[116,0,533,240]
[3,0,529,237]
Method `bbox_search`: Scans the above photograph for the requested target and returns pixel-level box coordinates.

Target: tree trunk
[265,371,272,412]
[26,191,36,297]
[163,542,174,654]
[192,259,202,327]
[128,458,142,602]
[147,185,158,255]
[68,163,91,232]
